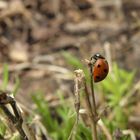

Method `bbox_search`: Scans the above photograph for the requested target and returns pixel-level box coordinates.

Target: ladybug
[91,53,109,82]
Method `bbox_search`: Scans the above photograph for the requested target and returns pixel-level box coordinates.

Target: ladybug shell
[93,58,109,82]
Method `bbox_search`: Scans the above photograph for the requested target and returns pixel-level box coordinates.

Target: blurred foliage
[62,52,135,139]
[100,63,135,107]
[0,118,6,137]
[62,52,90,82]
[99,63,136,130]
[0,63,21,139]
[0,63,20,95]
[0,64,9,91]
[0,54,136,140]
[10,133,21,140]
[0,64,9,139]
[32,91,92,140]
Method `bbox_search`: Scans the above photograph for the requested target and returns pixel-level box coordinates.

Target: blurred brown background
[0,0,140,102]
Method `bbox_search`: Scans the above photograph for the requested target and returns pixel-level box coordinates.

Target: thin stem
[90,66,97,116]
[74,77,80,124]
[68,70,84,140]
[89,64,98,140]
[83,79,94,117]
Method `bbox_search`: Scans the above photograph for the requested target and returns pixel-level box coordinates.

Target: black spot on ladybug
[97,64,101,68]
[95,76,100,79]
[104,69,108,73]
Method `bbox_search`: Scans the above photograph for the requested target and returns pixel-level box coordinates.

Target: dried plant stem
[83,79,93,116]
[98,119,112,140]
[73,66,99,140]
[0,105,28,140]
[83,79,98,140]
[74,74,80,124]
[0,91,35,140]
[89,65,98,140]
[90,76,97,115]
[68,70,84,140]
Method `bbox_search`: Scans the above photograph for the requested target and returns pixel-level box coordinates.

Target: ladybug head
[91,53,105,60]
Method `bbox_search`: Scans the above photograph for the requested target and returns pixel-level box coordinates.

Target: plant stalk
[90,65,98,140]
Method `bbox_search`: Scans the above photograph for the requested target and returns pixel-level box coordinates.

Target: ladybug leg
[90,58,96,66]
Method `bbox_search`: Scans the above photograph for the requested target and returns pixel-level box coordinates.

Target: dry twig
[68,69,84,140]
[0,90,36,140]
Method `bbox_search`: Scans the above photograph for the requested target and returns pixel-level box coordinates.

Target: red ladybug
[91,53,109,82]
